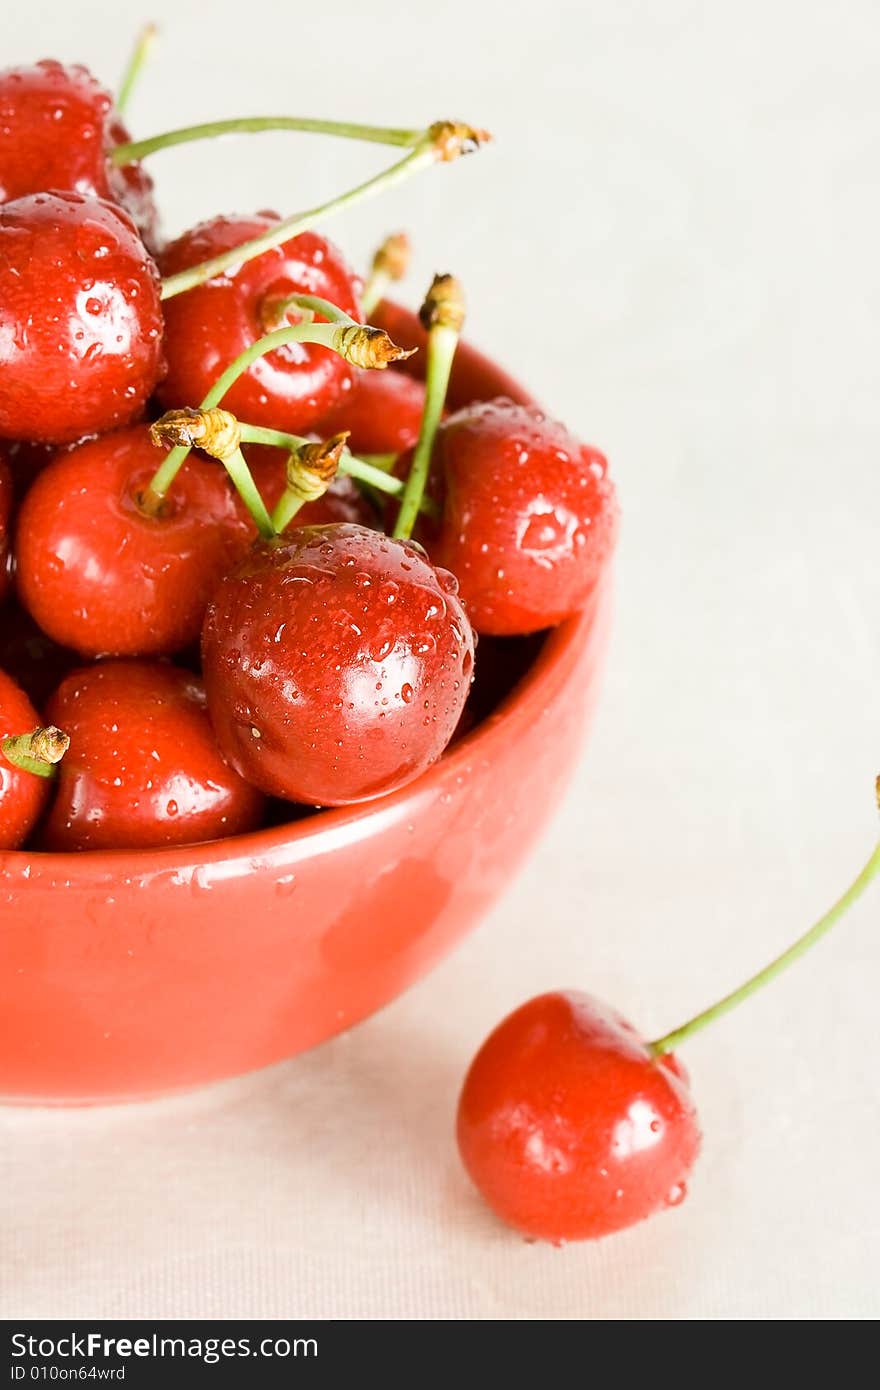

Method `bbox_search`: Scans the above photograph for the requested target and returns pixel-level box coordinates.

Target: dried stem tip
[285,432,350,504]
[371,232,411,282]
[419,273,466,334]
[334,323,416,370]
[150,408,242,461]
[428,121,492,162]
[2,725,70,777]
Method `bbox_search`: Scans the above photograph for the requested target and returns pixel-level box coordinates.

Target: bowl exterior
[0,323,613,1103]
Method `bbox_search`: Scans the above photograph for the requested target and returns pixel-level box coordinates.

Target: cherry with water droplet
[42,660,265,851]
[14,426,254,658]
[201,522,475,805]
[459,794,880,1242]
[0,59,159,248]
[457,991,700,1243]
[427,398,618,635]
[157,217,361,435]
[0,191,164,445]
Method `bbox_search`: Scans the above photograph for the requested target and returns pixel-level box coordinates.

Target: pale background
[1,0,878,1321]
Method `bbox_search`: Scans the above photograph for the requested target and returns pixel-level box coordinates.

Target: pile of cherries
[2,39,874,1253]
[0,54,617,856]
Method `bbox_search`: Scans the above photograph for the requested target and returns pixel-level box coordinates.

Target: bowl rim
[0,320,603,880]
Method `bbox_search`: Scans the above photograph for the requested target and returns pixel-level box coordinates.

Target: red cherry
[0,60,159,249]
[457,991,700,1243]
[427,399,618,635]
[15,427,253,658]
[322,368,426,456]
[0,454,11,603]
[201,522,475,805]
[158,217,361,433]
[0,192,164,445]
[0,599,76,710]
[42,661,265,852]
[0,668,52,849]
[244,445,376,528]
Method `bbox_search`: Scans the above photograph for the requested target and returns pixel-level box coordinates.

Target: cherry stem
[143,306,409,505]
[112,116,423,166]
[238,424,437,516]
[361,232,411,317]
[358,452,398,473]
[1,726,69,779]
[271,433,349,534]
[225,448,276,539]
[116,23,159,115]
[393,274,464,540]
[261,293,354,333]
[159,122,490,301]
[649,826,880,1057]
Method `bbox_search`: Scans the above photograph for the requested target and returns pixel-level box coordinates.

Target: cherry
[42,661,265,852]
[457,991,701,1243]
[428,399,618,636]
[322,369,426,457]
[458,797,880,1243]
[15,426,253,658]
[0,192,164,445]
[201,522,475,805]
[0,668,56,849]
[0,600,76,710]
[244,445,376,528]
[157,217,361,435]
[0,455,11,603]
[0,60,159,249]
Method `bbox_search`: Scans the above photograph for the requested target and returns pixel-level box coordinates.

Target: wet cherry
[42,661,265,852]
[457,991,701,1243]
[15,426,253,658]
[0,668,55,849]
[158,217,361,434]
[201,522,475,805]
[0,192,164,445]
[0,60,159,248]
[429,399,618,635]
[323,368,426,456]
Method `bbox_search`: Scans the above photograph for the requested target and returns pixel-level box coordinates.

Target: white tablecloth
[2,0,879,1320]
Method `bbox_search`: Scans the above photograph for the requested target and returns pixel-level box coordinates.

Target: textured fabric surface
[2,0,879,1320]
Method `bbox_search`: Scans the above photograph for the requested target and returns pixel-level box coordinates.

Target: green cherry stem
[649,795,880,1056]
[158,121,490,301]
[116,23,159,115]
[259,293,354,333]
[112,116,422,166]
[361,232,411,317]
[393,274,464,541]
[147,408,275,538]
[237,423,434,513]
[271,433,350,534]
[142,308,410,505]
[1,726,70,779]
[224,448,276,539]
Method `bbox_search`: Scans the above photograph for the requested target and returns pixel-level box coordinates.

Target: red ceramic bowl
[0,309,613,1104]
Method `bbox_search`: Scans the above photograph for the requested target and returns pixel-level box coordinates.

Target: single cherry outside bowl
[0,306,613,1104]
